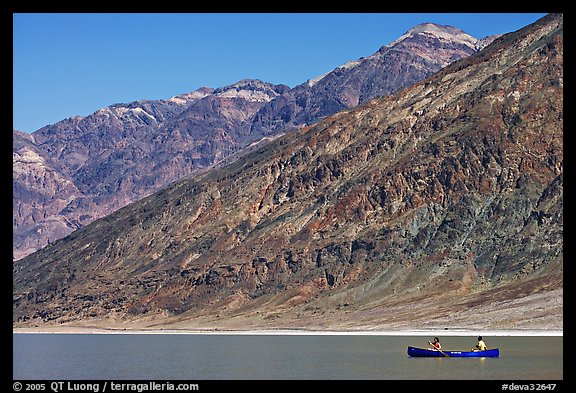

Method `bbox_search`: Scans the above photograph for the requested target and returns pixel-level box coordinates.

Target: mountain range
[13,14,563,330]
[13,22,500,261]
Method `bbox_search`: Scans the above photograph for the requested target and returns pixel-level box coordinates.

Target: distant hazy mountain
[13,23,499,260]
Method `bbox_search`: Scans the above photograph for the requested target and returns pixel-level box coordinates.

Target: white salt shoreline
[12,328,563,336]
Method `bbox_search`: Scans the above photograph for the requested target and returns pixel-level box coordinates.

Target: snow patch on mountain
[129,107,157,121]
[169,88,214,105]
[339,59,362,70]
[100,106,157,122]
[387,22,478,49]
[214,80,283,102]
[215,88,277,102]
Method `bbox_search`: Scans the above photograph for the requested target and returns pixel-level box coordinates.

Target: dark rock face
[12,24,496,261]
[13,15,563,328]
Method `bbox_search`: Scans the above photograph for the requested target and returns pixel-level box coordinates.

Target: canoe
[407,346,499,358]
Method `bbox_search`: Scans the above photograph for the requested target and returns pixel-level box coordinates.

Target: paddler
[428,337,442,350]
[473,336,487,351]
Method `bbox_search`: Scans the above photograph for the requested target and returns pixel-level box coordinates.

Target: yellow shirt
[476,340,487,351]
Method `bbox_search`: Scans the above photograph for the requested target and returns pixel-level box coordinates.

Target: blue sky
[13,13,547,133]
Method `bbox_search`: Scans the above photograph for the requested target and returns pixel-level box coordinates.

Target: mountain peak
[387,22,478,49]
[407,22,467,35]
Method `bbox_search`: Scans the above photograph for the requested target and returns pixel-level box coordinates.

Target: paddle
[428,341,450,357]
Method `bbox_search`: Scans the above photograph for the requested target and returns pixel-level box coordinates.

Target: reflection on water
[13,334,562,380]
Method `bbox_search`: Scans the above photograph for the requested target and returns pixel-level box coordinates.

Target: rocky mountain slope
[13,23,498,261]
[13,14,563,330]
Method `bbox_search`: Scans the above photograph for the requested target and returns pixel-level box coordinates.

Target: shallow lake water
[13,334,563,380]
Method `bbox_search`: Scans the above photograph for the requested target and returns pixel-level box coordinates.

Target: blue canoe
[407,346,499,358]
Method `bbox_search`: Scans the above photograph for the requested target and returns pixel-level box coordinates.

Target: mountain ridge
[13,14,563,330]
[11,23,508,260]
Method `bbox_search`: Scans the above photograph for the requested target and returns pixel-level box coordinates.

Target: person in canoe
[472,336,487,351]
[428,337,442,350]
